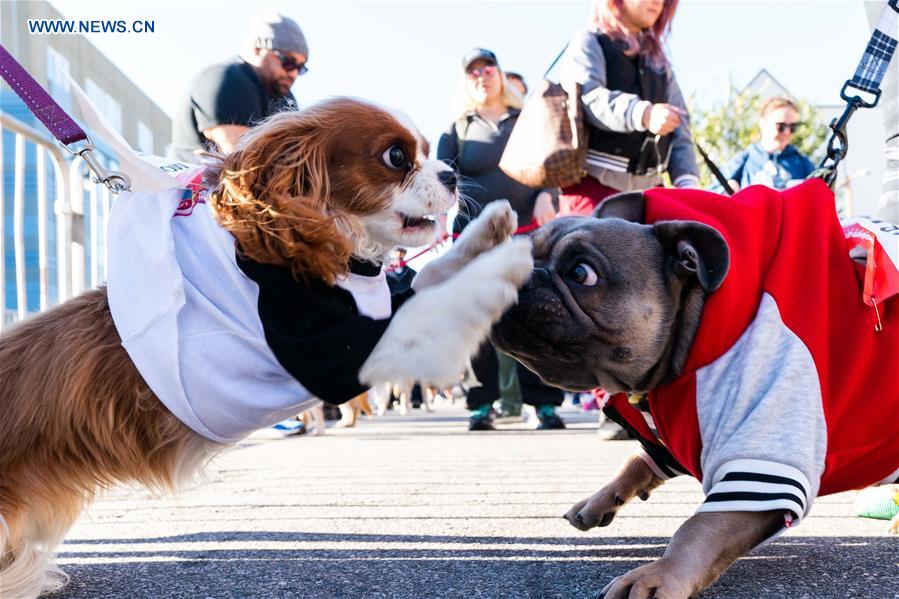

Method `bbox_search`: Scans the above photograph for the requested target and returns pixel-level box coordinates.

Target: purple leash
[0,43,130,192]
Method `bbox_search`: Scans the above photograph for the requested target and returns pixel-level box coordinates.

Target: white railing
[1,112,113,332]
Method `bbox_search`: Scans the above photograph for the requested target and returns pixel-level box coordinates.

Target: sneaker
[468,412,495,431]
[270,418,307,437]
[597,424,630,440]
[535,406,566,430]
[596,413,630,440]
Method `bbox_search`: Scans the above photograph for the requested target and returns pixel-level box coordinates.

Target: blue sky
[50,0,874,149]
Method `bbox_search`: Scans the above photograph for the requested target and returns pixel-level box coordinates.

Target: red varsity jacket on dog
[604,179,899,526]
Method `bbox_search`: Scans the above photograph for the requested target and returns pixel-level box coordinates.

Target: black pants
[465,340,564,410]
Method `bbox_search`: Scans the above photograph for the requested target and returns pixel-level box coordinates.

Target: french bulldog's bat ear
[592,192,646,222]
[653,221,730,293]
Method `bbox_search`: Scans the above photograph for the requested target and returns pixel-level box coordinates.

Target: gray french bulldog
[491,191,786,598]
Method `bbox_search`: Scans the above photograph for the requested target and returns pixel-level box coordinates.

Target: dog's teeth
[401,214,436,229]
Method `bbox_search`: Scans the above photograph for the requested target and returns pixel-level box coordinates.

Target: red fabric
[843,220,899,308]
[559,176,620,216]
[617,180,899,494]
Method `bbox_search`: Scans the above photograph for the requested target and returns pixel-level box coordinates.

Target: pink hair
[590,0,678,69]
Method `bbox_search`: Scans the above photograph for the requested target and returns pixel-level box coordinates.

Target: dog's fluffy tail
[0,512,69,599]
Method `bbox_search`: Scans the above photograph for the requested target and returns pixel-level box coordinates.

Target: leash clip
[60,139,131,194]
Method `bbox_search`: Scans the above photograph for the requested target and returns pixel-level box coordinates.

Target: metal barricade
[1,112,112,331]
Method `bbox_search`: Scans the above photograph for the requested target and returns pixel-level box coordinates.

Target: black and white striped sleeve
[697,459,811,526]
[638,447,689,481]
[694,294,827,528]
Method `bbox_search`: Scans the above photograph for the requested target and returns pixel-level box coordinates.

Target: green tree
[688,85,829,189]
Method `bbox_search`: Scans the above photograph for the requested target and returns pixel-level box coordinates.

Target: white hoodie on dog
[107,184,393,443]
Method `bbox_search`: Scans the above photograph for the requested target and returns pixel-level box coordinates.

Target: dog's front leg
[412,200,517,290]
[599,510,784,599]
[564,453,665,530]
[360,237,533,388]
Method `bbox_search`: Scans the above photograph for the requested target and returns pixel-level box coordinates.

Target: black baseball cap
[462,48,499,71]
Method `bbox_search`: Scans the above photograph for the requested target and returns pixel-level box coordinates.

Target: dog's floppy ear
[207,111,353,285]
[653,220,730,293]
[592,191,646,222]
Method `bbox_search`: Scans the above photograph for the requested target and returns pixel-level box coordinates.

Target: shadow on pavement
[55,532,897,598]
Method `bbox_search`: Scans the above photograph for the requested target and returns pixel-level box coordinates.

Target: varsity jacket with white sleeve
[604,179,899,529]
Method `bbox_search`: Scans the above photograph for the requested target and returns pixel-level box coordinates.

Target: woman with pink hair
[558,0,700,215]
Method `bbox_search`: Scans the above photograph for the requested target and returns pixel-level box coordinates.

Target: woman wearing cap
[437,47,565,432]
[558,0,700,215]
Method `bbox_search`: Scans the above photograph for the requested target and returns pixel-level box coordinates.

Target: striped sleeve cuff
[697,459,813,525]
[637,446,689,480]
[631,100,652,132]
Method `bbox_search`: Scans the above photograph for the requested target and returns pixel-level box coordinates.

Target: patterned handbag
[499,47,588,188]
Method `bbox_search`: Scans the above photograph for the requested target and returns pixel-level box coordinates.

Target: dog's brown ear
[593,192,646,222]
[207,111,353,285]
[653,220,730,293]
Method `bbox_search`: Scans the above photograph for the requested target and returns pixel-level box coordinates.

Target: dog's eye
[568,263,598,286]
[382,145,408,170]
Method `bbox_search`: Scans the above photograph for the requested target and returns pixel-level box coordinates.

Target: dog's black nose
[438,170,457,191]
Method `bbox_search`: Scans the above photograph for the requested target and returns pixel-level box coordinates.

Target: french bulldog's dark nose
[438,170,457,191]
[523,267,552,291]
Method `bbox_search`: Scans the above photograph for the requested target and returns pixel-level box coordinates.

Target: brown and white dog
[0,98,532,598]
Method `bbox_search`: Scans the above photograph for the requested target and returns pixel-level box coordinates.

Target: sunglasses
[466,64,497,79]
[776,122,801,133]
[272,49,308,75]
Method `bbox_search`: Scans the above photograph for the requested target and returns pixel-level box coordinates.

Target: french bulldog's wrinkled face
[492,193,729,395]
[492,216,676,392]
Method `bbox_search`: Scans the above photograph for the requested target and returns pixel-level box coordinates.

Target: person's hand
[642,103,683,136]
[726,179,741,193]
[533,191,556,226]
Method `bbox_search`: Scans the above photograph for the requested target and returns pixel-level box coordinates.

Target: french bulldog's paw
[565,494,613,531]
[599,559,697,599]
[565,455,664,531]
[453,200,518,261]
[890,513,899,535]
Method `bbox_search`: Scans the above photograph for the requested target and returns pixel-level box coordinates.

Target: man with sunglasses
[171,10,308,162]
[718,97,815,192]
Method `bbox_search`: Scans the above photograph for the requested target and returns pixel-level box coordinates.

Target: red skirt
[559,176,621,216]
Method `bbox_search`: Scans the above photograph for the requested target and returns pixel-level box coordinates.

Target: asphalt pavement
[56,403,898,599]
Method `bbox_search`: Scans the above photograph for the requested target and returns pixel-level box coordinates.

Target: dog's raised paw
[476,237,533,287]
[455,200,518,260]
[460,238,533,319]
[360,238,533,389]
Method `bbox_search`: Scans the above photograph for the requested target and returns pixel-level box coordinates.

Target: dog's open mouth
[398,212,440,231]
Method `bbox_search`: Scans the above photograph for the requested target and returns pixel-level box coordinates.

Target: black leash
[695,142,735,196]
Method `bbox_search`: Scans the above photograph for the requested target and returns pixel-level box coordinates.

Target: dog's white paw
[453,200,518,261]
[457,236,533,316]
[360,237,533,388]
[413,201,519,291]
